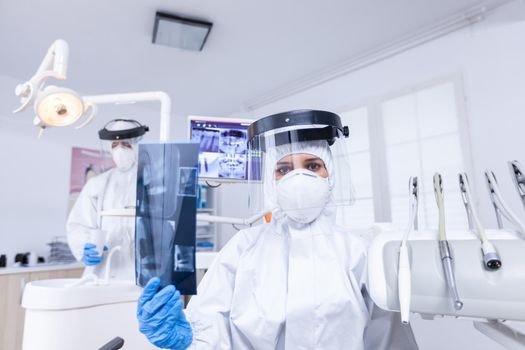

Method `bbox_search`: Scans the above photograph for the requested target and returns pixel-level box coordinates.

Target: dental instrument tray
[368,228,525,321]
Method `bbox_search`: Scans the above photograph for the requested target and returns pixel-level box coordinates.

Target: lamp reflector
[35,87,84,127]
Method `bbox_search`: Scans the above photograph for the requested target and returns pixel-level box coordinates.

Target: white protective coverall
[67,165,136,280]
[184,141,419,349]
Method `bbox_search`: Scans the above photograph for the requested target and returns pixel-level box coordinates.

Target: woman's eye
[276,166,291,175]
[307,163,322,171]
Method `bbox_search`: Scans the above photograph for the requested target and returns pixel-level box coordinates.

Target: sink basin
[22,279,155,350]
[23,278,141,310]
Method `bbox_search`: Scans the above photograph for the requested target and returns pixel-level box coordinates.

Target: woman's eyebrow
[304,157,323,162]
[276,160,293,166]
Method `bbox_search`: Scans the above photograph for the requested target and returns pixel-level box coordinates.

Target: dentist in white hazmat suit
[137,110,419,349]
[67,119,149,281]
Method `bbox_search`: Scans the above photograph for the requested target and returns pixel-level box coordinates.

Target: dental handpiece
[485,170,525,234]
[459,173,502,271]
[434,173,463,311]
[509,161,525,211]
[398,177,418,324]
[439,240,463,310]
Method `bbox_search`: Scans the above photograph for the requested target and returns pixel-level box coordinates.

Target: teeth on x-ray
[190,120,254,180]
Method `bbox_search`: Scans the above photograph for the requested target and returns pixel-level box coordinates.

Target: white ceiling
[0,0,499,118]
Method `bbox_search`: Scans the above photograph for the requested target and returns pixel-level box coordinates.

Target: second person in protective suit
[67,119,149,281]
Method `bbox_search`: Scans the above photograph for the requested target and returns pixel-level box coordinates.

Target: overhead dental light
[34,86,89,127]
[13,39,96,134]
[13,39,172,140]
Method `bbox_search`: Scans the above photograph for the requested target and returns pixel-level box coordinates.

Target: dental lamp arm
[35,39,69,80]
[14,39,69,113]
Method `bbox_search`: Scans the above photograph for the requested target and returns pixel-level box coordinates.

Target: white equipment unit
[22,280,155,350]
[368,226,525,349]
[369,228,525,320]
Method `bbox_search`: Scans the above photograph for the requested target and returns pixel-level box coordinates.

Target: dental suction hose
[486,170,525,234]
[459,173,502,271]
[482,241,502,270]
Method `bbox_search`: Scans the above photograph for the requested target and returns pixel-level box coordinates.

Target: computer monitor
[187,116,261,182]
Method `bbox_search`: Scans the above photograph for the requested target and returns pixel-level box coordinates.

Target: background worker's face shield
[98,119,149,172]
[246,110,355,222]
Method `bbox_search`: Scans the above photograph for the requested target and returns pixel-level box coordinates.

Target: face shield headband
[98,119,150,141]
[249,125,346,152]
[247,110,349,151]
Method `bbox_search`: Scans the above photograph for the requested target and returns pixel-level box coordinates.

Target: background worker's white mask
[276,169,331,224]
[112,146,136,172]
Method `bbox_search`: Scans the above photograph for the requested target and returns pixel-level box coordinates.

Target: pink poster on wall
[68,147,115,213]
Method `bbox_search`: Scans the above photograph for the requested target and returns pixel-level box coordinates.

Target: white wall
[0,74,189,264]
[232,0,525,233]
[222,2,525,349]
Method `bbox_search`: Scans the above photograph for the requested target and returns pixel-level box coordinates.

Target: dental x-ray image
[135,141,199,294]
[190,119,259,181]
[192,127,219,153]
[218,130,247,179]
[174,245,195,272]
[218,154,247,179]
[178,167,198,197]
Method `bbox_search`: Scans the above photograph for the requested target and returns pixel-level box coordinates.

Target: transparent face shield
[98,119,149,172]
[247,110,354,223]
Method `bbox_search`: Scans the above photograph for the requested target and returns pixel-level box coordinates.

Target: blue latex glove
[82,243,106,266]
[137,277,193,350]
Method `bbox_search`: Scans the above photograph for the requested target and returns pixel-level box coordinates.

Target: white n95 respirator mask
[276,169,331,224]
[112,146,136,172]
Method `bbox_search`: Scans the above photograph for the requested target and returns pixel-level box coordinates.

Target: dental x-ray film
[135,141,199,294]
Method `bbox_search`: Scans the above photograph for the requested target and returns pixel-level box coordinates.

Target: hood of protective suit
[263,140,337,225]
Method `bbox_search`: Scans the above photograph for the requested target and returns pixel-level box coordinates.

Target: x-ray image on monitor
[192,127,219,153]
[219,129,247,154]
[198,152,220,177]
[188,116,261,182]
[218,154,247,179]
[135,141,199,294]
